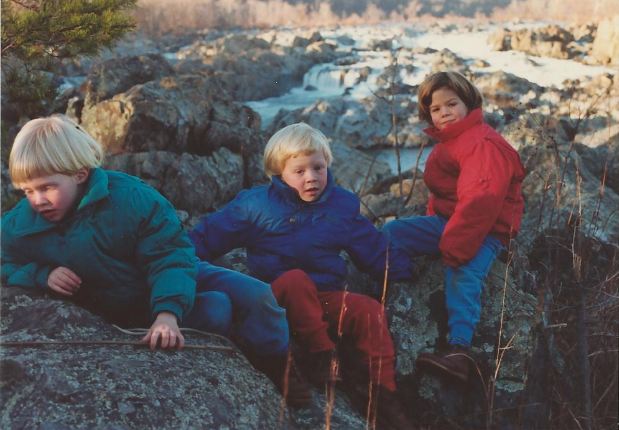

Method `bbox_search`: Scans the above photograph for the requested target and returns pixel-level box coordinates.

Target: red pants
[271,269,396,390]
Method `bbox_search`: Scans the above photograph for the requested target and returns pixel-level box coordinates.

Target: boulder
[591,16,619,65]
[473,71,543,110]
[0,287,285,429]
[518,140,619,250]
[80,75,263,159]
[431,49,468,74]
[292,35,311,48]
[269,96,426,151]
[0,286,367,430]
[330,141,392,194]
[488,25,577,60]
[104,149,244,215]
[575,135,619,195]
[304,41,338,64]
[175,34,340,101]
[84,54,175,108]
[385,259,538,429]
[488,28,511,51]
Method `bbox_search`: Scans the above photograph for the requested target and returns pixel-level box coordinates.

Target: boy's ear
[74,167,90,184]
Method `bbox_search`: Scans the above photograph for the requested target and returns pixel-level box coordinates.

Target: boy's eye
[295,170,304,175]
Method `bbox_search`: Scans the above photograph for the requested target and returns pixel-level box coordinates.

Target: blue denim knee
[183,291,232,335]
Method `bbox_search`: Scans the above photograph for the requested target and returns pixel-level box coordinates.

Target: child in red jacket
[384,71,526,381]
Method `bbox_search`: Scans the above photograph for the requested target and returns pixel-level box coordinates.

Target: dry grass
[490,0,619,25]
[133,0,619,37]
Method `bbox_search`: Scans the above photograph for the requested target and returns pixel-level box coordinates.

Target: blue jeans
[383,215,503,347]
[190,261,289,356]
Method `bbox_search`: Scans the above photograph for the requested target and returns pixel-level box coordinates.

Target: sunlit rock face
[0,286,368,430]
[591,16,619,65]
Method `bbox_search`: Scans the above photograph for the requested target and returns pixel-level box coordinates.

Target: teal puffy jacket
[1,168,197,324]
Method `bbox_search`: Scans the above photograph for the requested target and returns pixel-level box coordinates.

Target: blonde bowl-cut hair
[9,114,104,186]
[417,71,483,123]
[263,122,333,177]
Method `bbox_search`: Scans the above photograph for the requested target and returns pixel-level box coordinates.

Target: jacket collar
[423,108,484,142]
[12,168,110,236]
[270,170,335,206]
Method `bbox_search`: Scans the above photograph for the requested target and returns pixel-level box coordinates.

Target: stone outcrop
[431,48,468,74]
[174,33,339,101]
[0,287,367,430]
[81,75,262,157]
[591,16,619,65]
[84,54,175,108]
[269,96,429,151]
[104,149,244,214]
[473,71,543,111]
[488,25,575,59]
[385,259,538,429]
[330,141,392,194]
[515,126,619,250]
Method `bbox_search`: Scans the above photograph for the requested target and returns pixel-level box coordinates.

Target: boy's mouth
[39,209,57,219]
[302,187,322,200]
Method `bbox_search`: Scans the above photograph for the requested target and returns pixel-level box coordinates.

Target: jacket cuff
[35,266,52,290]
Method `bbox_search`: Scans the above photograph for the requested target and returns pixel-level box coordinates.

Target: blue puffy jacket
[189,172,411,291]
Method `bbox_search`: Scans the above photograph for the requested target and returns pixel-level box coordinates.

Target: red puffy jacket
[423,108,526,267]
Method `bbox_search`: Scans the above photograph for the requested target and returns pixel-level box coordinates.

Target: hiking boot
[371,385,415,430]
[304,349,342,388]
[249,351,313,408]
[416,345,473,382]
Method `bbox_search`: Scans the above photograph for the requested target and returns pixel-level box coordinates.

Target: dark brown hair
[417,71,483,123]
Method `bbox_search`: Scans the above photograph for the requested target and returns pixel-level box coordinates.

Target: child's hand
[47,267,82,296]
[142,312,185,351]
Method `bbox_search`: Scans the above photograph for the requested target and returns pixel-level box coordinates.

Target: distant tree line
[285,0,512,17]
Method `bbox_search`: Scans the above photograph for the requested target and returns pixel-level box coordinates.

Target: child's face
[19,170,89,222]
[429,87,469,130]
[281,151,328,202]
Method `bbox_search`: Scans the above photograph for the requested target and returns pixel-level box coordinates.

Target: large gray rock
[175,34,339,101]
[104,149,244,214]
[330,141,392,194]
[473,71,544,111]
[84,54,175,108]
[80,75,262,158]
[488,25,576,59]
[386,259,538,428]
[591,16,619,65]
[0,287,285,429]
[430,48,468,74]
[0,287,370,430]
[269,96,428,150]
[517,136,619,251]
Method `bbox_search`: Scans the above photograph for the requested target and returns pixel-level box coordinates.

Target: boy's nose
[32,192,48,206]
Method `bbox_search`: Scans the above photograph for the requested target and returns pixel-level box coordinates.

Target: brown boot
[249,351,313,408]
[416,345,474,382]
[304,349,342,388]
[370,385,415,430]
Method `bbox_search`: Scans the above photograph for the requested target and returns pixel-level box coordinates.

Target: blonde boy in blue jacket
[190,123,414,428]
